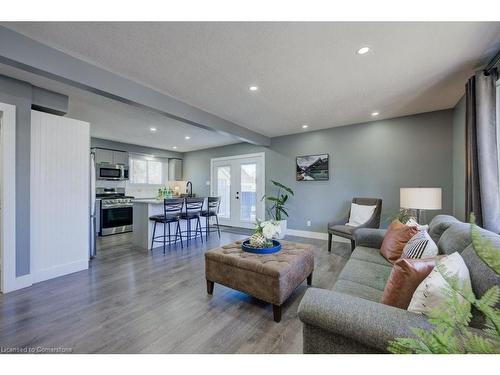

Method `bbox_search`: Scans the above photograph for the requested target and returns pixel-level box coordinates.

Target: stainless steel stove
[96,187,134,236]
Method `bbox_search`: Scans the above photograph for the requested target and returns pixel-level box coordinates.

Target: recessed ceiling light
[371,111,380,117]
[357,46,370,55]
[149,127,157,132]
[302,124,309,129]
[184,136,191,140]
[249,85,259,92]
[172,146,177,150]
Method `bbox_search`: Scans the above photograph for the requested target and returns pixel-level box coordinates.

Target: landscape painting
[296,154,329,181]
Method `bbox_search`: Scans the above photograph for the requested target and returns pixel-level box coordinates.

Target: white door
[211,153,265,228]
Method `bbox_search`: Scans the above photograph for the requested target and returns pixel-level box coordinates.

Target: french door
[211,153,265,228]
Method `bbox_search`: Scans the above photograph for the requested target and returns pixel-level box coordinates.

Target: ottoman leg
[206,280,214,295]
[273,305,282,323]
[307,272,313,286]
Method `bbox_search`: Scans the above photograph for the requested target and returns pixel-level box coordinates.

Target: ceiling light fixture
[185,136,191,140]
[249,85,259,92]
[371,111,380,117]
[149,127,157,132]
[357,46,370,55]
[172,146,177,150]
[302,124,309,129]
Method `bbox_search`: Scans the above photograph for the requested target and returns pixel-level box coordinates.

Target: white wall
[30,110,90,283]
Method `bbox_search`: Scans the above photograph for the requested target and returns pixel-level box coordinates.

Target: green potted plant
[262,180,294,239]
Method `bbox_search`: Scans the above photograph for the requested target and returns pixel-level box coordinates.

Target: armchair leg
[328,233,332,252]
[350,239,355,251]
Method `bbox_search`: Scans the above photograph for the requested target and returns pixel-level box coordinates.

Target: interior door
[211,153,265,228]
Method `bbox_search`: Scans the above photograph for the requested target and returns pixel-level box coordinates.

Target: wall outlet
[306,220,311,227]
[206,180,211,186]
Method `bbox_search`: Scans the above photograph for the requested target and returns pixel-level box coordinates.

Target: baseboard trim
[286,229,350,243]
[33,259,89,284]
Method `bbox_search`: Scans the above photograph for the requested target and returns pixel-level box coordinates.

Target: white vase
[276,220,287,239]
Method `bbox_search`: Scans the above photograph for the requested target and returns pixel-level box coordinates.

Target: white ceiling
[0,63,240,152]
[3,22,500,137]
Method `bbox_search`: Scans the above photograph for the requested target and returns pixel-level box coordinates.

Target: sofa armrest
[298,288,432,353]
[353,228,387,249]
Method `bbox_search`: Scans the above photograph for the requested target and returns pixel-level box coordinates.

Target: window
[129,156,167,185]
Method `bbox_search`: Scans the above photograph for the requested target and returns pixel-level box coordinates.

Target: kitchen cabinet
[168,158,183,181]
[113,150,129,165]
[94,148,129,166]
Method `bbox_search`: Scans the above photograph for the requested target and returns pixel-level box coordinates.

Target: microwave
[96,163,129,180]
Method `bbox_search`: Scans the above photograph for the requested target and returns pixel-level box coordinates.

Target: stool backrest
[164,198,184,216]
[207,197,221,214]
[184,197,204,214]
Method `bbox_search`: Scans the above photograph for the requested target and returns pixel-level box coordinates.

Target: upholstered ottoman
[205,240,314,322]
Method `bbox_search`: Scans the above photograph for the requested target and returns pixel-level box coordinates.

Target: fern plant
[261,180,294,221]
[388,208,414,224]
[388,214,500,354]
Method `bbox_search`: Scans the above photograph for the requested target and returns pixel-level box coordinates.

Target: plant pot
[275,220,287,239]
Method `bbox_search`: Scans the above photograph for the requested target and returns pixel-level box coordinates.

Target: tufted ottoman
[205,240,314,322]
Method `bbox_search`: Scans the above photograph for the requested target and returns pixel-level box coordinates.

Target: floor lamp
[400,187,442,224]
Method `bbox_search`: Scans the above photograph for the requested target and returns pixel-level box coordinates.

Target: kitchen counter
[132,197,208,250]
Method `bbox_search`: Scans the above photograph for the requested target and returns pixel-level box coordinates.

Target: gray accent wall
[184,110,454,232]
[91,138,183,159]
[0,75,31,276]
[452,96,466,221]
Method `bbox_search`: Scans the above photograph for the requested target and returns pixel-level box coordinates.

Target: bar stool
[149,198,184,253]
[201,197,221,240]
[180,197,204,246]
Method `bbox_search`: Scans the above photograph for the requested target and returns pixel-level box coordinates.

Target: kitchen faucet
[186,181,193,197]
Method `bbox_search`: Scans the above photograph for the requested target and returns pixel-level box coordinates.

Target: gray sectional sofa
[297,215,500,353]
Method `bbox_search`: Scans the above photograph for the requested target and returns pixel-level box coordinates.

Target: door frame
[210,152,266,228]
[0,103,21,293]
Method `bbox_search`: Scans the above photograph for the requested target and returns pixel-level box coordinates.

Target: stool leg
[150,221,157,252]
[187,219,191,246]
[206,215,209,240]
[197,217,203,243]
[328,233,332,252]
[167,222,171,249]
[163,222,166,254]
[177,221,183,248]
[215,215,221,238]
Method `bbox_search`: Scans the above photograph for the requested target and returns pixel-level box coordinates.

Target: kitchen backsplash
[95,180,188,198]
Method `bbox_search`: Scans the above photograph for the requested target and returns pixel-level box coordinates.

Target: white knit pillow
[346,203,376,227]
[408,252,472,315]
[402,230,438,259]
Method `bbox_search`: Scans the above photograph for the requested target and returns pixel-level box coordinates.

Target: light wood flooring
[0,229,350,353]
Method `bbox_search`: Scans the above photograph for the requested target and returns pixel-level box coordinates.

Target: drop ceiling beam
[0,26,270,146]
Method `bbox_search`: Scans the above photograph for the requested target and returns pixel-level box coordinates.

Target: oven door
[101,204,133,236]
[97,165,123,180]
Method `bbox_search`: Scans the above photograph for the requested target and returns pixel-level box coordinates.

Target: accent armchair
[327,197,382,251]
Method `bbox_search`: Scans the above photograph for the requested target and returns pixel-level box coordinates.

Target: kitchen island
[132,198,208,250]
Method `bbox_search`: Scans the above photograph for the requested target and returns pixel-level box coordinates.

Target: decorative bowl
[241,239,282,254]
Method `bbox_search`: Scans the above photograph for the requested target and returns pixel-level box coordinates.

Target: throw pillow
[406,217,429,231]
[346,203,377,227]
[381,257,439,309]
[402,230,438,259]
[408,252,472,315]
[380,220,418,263]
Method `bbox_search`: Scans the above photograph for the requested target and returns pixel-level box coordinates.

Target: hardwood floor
[0,229,350,353]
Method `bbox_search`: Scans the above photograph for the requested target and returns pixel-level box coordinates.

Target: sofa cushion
[336,258,393,292]
[381,257,438,309]
[333,279,383,303]
[380,220,418,263]
[437,222,472,255]
[352,246,392,266]
[428,215,460,244]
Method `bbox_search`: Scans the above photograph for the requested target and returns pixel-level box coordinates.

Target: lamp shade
[400,188,442,210]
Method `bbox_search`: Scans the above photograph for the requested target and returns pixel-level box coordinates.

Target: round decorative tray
[241,239,282,254]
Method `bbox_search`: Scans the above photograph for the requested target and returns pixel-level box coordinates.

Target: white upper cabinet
[94,148,128,165]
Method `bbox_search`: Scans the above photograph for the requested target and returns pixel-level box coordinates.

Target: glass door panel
[216,165,231,219]
[240,163,257,222]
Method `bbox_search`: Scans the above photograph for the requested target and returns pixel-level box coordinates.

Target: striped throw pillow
[402,230,438,259]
